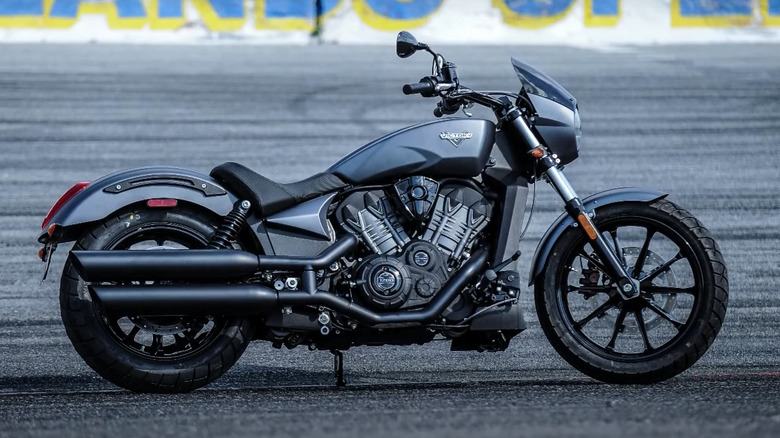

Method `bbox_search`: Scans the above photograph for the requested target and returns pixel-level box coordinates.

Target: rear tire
[60,206,255,393]
[535,199,728,384]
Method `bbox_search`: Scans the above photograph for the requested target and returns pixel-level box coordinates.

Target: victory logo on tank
[439,131,473,147]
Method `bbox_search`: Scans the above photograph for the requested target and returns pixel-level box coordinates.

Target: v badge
[439,131,473,147]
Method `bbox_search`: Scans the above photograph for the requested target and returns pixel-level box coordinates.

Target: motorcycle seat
[210,162,348,217]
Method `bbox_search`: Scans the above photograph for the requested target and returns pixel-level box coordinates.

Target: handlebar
[402,74,507,116]
[402,80,435,96]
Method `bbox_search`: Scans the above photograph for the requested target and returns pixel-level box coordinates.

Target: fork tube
[502,107,541,153]
[545,165,577,202]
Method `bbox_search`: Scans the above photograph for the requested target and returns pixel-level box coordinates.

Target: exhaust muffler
[70,235,358,283]
[89,249,488,326]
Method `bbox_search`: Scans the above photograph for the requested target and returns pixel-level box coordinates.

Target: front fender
[41,166,237,243]
[528,187,667,287]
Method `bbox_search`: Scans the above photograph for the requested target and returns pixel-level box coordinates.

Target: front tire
[535,199,728,384]
[60,206,255,393]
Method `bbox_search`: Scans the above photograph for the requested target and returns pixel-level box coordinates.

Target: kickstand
[331,349,347,387]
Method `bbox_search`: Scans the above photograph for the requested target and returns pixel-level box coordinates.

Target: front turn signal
[577,213,598,240]
[530,147,545,158]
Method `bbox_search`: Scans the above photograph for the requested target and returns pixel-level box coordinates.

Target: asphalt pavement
[0,43,779,437]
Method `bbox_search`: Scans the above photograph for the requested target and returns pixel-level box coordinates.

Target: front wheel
[60,206,255,393]
[536,199,728,384]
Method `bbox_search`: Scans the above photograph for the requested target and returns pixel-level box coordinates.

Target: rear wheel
[60,206,254,393]
[535,199,728,383]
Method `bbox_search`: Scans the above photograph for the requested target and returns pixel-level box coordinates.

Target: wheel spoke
[577,251,610,279]
[645,285,697,295]
[173,333,189,348]
[609,230,626,265]
[149,334,163,355]
[122,325,140,344]
[645,301,685,330]
[184,329,200,348]
[632,229,656,278]
[567,285,613,295]
[634,310,653,353]
[639,251,683,284]
[605,308,628,352]
[574,298,617,330]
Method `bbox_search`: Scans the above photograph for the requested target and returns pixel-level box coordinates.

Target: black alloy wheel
[536,199,728,383]
[60,207,254,393]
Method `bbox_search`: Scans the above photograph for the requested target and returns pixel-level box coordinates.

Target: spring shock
[208,200,251,249]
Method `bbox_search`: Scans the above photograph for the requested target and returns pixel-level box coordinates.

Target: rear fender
[528,187,667,286]
[40,166,238,243]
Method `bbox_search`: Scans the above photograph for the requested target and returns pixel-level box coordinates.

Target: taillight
[42,182,90,229]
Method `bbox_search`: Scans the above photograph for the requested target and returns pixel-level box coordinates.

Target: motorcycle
[37,32,728,393]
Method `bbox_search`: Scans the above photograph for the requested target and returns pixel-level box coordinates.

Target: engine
[337,177,491,310]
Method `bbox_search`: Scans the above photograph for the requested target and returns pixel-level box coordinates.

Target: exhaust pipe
[90,249,488,326]
[70,235,358,283]
[70,250,259,283]
[91,284,280,315]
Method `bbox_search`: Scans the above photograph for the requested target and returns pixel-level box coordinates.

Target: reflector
[146,199,178,208]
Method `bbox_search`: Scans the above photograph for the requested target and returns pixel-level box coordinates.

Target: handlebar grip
[403,80,434,95]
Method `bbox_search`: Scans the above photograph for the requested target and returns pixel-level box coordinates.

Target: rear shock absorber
[208,200,251,249]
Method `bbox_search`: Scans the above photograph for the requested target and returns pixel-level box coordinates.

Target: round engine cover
[414,277,440,298]
[404,241,445,273]
[356,256,412,309]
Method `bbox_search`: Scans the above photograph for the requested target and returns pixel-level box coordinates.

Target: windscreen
[511,57,576,111]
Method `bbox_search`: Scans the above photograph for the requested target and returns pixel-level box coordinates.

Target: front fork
[502,107,639,300]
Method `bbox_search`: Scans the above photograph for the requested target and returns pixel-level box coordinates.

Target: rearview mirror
[396,31,420,58]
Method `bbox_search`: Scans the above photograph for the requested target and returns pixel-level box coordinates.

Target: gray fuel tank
[328,119,495,184]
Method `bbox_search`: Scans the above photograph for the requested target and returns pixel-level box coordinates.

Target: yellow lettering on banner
[0,2,44,28]
[148,0,183,29]
[255,0,312,31]
[584,0,621,27]
[352,0,444,32]
[492,0,577,29]
[149,1,246,32]
[2,0,776,32]
[43,0,147,29]
[0,17,44,28]
[255,0,344,31]
[670,0,753,27]
[760,0,780,26]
